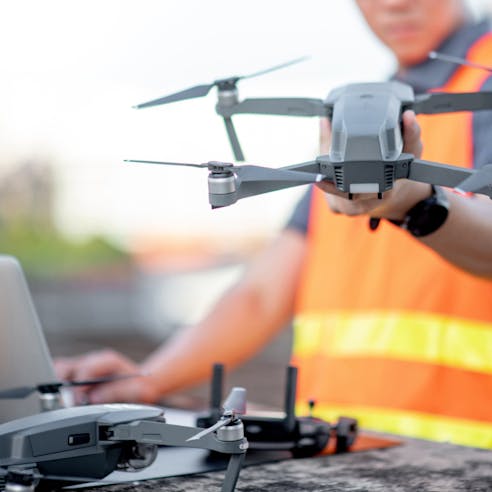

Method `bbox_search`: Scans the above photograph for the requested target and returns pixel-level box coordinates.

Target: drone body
[0,400,248,491]
[0,404,162,479]
[129,58,492,206]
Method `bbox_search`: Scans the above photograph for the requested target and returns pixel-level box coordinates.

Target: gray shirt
[286,20,492,235]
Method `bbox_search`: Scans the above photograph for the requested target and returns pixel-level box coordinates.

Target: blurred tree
[0,160,130,278]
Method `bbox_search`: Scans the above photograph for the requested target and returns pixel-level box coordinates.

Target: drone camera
[117,442,158,472]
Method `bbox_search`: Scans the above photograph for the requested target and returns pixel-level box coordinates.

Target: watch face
[406,191,449,237]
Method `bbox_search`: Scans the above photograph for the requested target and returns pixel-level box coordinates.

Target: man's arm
[418,193,492,279]
[55,228,307,403]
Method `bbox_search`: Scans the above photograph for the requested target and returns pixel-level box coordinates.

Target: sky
[1,0,491,246]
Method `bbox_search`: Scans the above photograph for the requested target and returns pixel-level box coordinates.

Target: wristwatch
[395,185,450,237]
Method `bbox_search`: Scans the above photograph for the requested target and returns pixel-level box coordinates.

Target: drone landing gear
[222,453,245,492]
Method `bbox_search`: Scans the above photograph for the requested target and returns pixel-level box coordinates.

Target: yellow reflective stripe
[296,401,492,449]
[293,311,492,374]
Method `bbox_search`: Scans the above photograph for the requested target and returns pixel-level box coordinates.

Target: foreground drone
[0,388,248,492]
[129,55,492,207]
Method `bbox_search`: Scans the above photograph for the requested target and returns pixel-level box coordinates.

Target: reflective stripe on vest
[292,32,492,448]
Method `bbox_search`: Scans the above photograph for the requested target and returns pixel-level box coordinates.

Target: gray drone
[0,388,248,491]
[128,54,492,207]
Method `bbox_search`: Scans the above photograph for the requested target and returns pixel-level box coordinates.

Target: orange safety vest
[291,33,492,448]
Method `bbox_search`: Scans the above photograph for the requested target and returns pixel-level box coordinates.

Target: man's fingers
[54,357,80,381]
[72,349,136,381]
[88,378,146,404]
[316,180,345,197]
[319,117,332,154]
[402,110,423,157]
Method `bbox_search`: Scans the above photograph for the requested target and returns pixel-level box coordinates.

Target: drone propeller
[455,164,492,194]
[222,386,247,415]
[0,373,142,400]
[125,158,320,206]
[133,56,309,109]
[429,51,492,72]
[125,159,212,169]
[413,90,492,114]
[187,387,247,442]
[125,158,320,178]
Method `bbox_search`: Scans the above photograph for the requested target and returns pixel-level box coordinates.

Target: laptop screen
[0,256,57,423]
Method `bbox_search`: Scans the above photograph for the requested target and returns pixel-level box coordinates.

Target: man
[56,0,492,448]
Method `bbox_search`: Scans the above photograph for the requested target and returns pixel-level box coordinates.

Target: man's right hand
[54,350,162,404]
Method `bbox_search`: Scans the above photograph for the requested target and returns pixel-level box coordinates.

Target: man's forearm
[141,283,282,395]
[141,230,307,396]
[422,191,492,279]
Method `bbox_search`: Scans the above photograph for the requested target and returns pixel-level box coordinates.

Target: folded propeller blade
[0,374,142,399]
[0,386,37,399]
[186,387,247,442]
[133,83,215,109]
[429,51,492,72]
[240,56,309,80]
[413,91,492,114]
[125,159,209,169]
[186,416,233,442]
[125,159,232,170]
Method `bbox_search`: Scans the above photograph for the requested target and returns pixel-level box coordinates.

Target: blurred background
[1,0,491,407]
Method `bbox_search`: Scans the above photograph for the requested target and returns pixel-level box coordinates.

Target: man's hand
[318,110,431,221]
[54,350,161,404]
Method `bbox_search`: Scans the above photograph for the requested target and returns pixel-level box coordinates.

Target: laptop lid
[0,255,57,423]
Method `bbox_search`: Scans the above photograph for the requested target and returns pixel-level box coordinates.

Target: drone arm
[408,159,474,188]
[413,91,492,114]
[223,117,245,161]
[217,98,329,118]
[284,159,327,175]
[107,419,247,455]
[235,165,320,200]
[208,164,320,207]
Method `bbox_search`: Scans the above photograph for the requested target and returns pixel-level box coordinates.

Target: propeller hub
[215,77,240,91]
[207,161,234,171]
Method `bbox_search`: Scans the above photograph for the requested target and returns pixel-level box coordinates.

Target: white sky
[0,0,490,246]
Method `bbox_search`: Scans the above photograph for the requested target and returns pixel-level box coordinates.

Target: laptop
[0,255,57,423]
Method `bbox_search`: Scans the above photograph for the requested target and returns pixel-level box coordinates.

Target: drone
[128,54,492,207]
[0,387,248,492]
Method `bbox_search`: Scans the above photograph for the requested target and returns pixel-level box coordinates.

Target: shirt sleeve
[473,74,492,169]
[284,187,313,235]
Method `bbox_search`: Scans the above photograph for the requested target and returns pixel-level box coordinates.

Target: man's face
[356,0,465,66]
